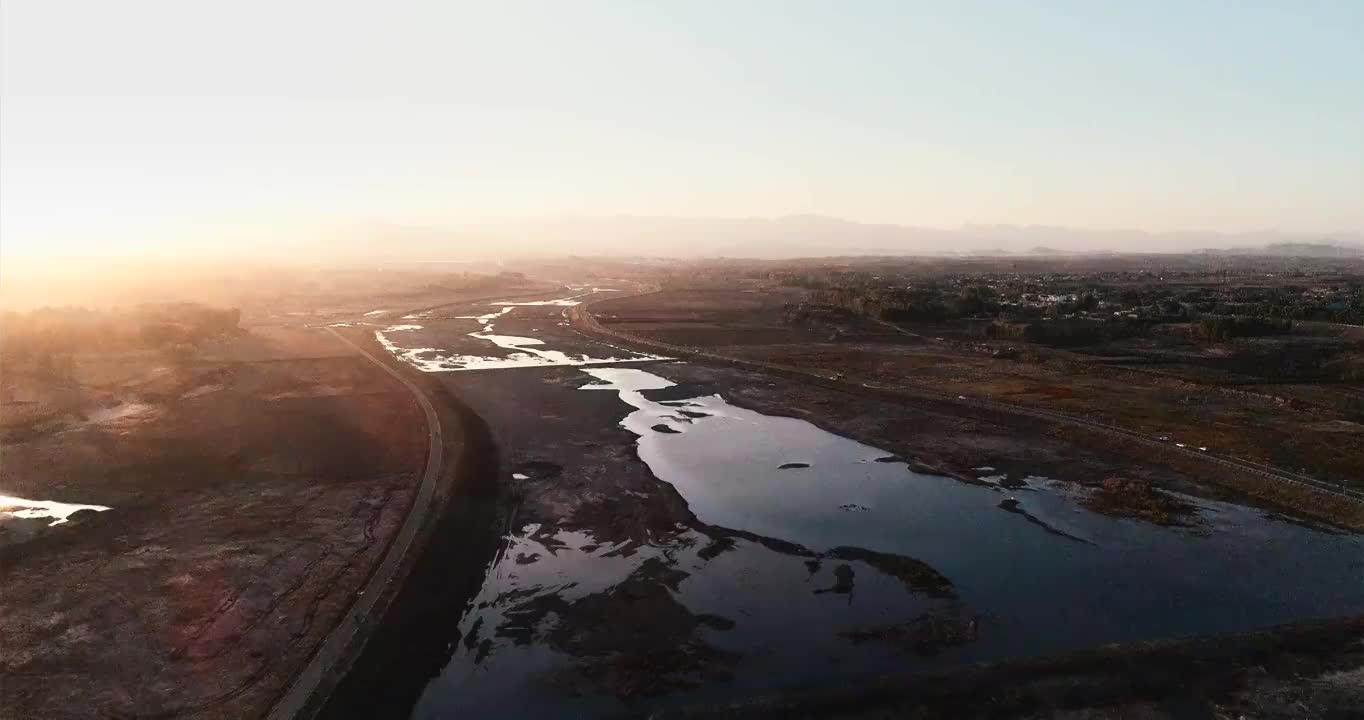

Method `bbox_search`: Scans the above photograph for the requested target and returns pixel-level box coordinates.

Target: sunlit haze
[5,4,1364,716]
[2,0,1362,262]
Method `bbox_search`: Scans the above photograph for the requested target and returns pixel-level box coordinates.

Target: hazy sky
[2,0,1362,257]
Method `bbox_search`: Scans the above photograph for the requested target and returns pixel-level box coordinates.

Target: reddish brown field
[0,325,425,719]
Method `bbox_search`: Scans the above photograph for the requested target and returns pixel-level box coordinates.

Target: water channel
[371,292,1364,718]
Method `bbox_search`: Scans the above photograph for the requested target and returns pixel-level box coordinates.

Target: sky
[2,0,1362,259]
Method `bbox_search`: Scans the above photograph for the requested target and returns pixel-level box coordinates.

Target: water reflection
[374,295,666,372]
[413,366,1364,718]
[576,368,1362,650]
[413,521,964,719]
[0,494,111,527]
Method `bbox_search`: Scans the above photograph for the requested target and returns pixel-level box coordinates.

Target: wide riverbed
[368,290,1364,719]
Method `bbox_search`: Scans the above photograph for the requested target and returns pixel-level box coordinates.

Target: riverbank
[652,615,1364,719]
[573,293,1364,530]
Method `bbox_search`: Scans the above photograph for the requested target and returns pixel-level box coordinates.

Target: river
[362,289,1364,719]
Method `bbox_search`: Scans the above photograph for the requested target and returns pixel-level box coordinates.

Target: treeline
[790,272,1364,325]
[1191,316,1292,343]
[808,285,1001,322]
[444,271,527,291]
[987,318,1151,347]
[988,314,1298,348]
[788,277,1363,380]
[1,304,241,372]
[782,271,880,291]
[1143,285,1364,325]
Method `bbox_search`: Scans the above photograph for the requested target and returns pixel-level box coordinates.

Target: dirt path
[315,334,508,720]
[266,328,446,719]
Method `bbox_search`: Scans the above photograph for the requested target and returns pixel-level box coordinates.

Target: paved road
[267,327,446,720]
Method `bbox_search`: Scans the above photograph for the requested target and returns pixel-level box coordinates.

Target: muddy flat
[0,327,426,719]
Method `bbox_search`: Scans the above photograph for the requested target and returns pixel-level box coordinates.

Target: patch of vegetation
[842,606,981,656]
[1193,315,1293,343]
[826,546,956,599]
[1083,478,1198,526]
[1,304,241,379]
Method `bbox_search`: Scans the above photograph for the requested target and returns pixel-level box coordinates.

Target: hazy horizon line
[3,213,1362,267]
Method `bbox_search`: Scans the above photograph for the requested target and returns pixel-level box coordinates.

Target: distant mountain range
[305,216,1364,261]
[1193,242,1364,258]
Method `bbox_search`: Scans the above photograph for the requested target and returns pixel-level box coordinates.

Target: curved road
[267,328,445,720]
